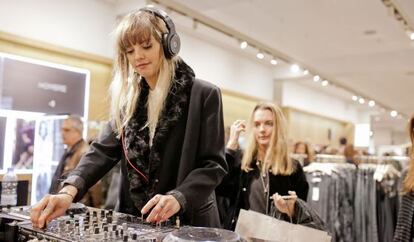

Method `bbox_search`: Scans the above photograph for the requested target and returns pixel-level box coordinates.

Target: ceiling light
[368,100,376,107]
[290,64,300,73]
[390,110,398,117]
[410,32,414,40]
[146,4,155,7]
[321,80,329,86]
[270,59,278,65]
[240,41,248,49]
[370,131,373,137]
[313,75,320,82]
[303,70,309,75]
[352,95,358,101]
[256,52,264,59]
[358,98,365,104]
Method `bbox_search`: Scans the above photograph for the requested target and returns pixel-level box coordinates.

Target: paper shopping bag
[235,209,331,242]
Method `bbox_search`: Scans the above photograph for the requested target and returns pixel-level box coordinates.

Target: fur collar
[124,59,194,209]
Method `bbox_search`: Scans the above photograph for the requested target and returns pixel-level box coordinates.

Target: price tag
[312,187,320,201]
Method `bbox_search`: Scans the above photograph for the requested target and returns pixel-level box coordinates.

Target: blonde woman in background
[31,7,227,228]
[216,102,324,231]
[394,115,414,242]
[293,141,315,166]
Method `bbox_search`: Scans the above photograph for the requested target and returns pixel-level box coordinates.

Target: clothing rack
[315,154,346,163]
[305,158,402,242]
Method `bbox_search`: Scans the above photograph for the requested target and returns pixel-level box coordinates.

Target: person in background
[31,7,227,229]
[293,141,314,166]
[394,115,414,242]
[49,115,102,207]
[338,137,347,155]
[344,143,358,165]
[217,102,324,231]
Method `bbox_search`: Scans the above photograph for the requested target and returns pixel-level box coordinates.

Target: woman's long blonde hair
[241,102,294,175]
[110,9,178,136]
[402,115,414,193]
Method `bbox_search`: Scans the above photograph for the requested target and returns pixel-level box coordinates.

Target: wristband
[57,191,74,200]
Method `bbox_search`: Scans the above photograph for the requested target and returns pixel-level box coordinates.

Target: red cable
[121,130,149,183]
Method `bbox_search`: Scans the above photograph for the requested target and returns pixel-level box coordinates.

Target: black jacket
[64,60,228,227]
[217,149,310,230]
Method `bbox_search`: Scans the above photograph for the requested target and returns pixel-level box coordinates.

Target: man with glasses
[49,115,101,207]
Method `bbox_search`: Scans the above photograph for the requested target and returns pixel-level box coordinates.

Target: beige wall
[221,89,264,127]
[284,107,354,147]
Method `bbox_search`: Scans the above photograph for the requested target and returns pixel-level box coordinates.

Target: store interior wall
[0,0,403,148]
[284,107,353,147]
[0,32,113,137]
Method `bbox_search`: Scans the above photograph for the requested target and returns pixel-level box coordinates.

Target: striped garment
[394,193,414,242]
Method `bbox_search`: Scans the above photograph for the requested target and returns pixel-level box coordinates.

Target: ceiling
[164,0,414,119]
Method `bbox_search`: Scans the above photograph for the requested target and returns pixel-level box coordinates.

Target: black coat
[217,149,309,230]
[64,61,228,227]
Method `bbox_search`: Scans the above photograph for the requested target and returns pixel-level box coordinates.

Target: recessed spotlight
[303,70,309,75]
[352,95,358,101]
[410,32,414,41]
[313,75,320,82]
[368,100,376,107]
[256,52,264,59]
[369,131,373,137]
[321,80,329,86]
[240,41,248,49]
[270,59,278,65]
[358,98,365,104]
[390,110,398,117]
[290,64,300,73]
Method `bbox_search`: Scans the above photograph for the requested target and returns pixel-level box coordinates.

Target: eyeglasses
[61,127,75,132]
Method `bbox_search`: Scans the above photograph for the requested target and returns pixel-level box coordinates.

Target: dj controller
[0,204,241,242]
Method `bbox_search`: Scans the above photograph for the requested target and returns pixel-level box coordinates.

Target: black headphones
[140,7,181,59]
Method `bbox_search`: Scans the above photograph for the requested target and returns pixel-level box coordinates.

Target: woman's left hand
[141,194,180,223]
[272,191,297,218]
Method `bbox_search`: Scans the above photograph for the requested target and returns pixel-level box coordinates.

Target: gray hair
[66,115,84,133]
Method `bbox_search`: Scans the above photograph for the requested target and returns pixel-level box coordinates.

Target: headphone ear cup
[162,33,172,59]
[163,33,180,59]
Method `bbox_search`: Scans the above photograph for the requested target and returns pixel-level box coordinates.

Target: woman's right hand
[31,187,76,228]
[226,120,246,150]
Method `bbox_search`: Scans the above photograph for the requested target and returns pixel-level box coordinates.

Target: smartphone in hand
[280,195,295,200]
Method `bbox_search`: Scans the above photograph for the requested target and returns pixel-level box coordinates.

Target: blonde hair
[403,115,414,193]
[241,102,294,175]
[110,9,178,137]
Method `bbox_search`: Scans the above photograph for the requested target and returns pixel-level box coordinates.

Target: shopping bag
[235,209,331,242]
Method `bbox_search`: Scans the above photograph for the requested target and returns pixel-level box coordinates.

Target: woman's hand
[141,194,180,223]
[272,191,297,218]
[30,193,73,228]
[226,120,246,150]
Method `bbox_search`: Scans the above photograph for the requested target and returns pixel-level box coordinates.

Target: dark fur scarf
[123,60,194,210]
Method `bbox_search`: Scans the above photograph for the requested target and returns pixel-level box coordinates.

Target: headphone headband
[140,7,176,33]
[139,7,181,58]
